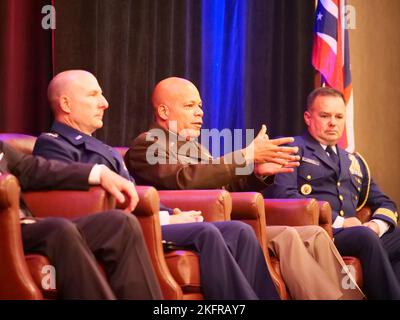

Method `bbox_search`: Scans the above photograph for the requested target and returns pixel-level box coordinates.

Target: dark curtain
[0,0,53,135]
[244,1,314,137]
[54,0,203,146]
[53,0,314,147]
[1,0,314,147]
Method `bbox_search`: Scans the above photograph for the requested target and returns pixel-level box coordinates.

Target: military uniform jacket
[33,121,174,213]
[33,121,131,181]
[269,131,398,229]
[124,123,273,191]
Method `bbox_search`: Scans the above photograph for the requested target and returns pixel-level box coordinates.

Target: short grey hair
[306,87,345,111]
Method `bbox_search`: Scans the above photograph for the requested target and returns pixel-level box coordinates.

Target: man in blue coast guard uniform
[33,70,279,300]
[266,87,400,299]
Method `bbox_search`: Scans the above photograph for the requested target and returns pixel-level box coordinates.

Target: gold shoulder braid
[354,152,371,212]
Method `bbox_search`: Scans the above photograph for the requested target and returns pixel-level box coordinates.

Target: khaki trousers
[267,225,365,300]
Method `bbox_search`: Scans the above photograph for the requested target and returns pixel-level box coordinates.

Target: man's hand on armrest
[168,208,204,224]
[91,164,139,212]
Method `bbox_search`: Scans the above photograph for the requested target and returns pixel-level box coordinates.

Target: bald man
[144,77,301,186]
[34,70,280,300]
[124,77,365,300]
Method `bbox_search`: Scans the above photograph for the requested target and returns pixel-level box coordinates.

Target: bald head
[48,70,94,112]
[47,70,109,135]
[152,77,198,110]
[151,77,203,138]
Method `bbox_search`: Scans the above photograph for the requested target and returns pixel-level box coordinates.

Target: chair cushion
[164,250,201,293]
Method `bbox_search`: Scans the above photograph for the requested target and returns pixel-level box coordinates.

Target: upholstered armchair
[243,196,364,291]
[228,192,289,299]
[317,201,364,287]
[157,189,232,299]
[0,133,367,299]
[229,194,330,299]
[0,171,163,299]
[0,134,233,300]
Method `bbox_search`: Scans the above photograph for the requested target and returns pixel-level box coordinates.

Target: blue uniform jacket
[33,121,172,213]
[267,131,398,229]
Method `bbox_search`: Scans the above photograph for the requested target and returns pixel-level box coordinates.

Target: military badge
[302,157,320,166]
[348,154,363,177]
[300,184,312,195]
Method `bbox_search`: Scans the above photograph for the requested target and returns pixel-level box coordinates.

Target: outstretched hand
[243,125,299,165]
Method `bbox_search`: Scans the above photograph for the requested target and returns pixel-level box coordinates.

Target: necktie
[326,145,340,167]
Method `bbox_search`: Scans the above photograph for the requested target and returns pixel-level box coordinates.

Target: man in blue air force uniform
[265,87,400,299]
[33,70,279,300]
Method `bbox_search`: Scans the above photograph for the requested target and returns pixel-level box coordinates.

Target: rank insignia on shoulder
[45,132,59,138]
[302,157,320,166]
[300,184,312,195]
[348,154,363,177]
[75,135,83,140]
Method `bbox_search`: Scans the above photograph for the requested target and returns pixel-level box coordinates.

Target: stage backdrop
[52,0,315,147]
[0,0,53,135]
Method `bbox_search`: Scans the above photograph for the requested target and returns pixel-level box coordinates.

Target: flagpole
[314,0,321,88]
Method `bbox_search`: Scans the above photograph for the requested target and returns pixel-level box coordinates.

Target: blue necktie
[326,145,340,167]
